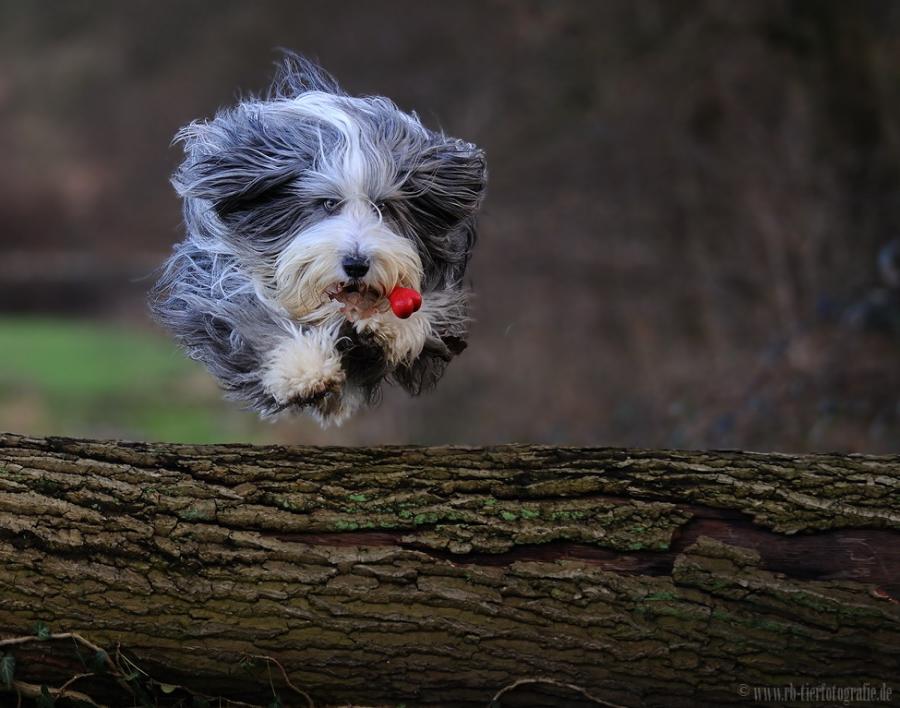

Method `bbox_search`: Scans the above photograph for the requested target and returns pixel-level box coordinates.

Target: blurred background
[1,0,899,451]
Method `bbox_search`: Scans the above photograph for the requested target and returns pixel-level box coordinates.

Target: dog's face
[172,57,486,323]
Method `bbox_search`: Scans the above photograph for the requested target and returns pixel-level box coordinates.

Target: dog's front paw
[357,310,429,366]
[262,334,345,408]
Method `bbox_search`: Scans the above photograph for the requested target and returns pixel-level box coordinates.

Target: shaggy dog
[151,54,486,425]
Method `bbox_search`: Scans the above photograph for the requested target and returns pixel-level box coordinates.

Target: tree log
[0,432,898,707]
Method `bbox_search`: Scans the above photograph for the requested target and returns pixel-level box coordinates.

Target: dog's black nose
[342,255,370,279]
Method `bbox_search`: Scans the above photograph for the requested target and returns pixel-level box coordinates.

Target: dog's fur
[150,54,486,425]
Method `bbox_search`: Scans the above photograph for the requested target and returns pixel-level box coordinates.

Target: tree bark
[0,432,898,707]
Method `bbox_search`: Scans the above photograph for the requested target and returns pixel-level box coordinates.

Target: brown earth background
[1,0,899,451]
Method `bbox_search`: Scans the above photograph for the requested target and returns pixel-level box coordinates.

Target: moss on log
[0,433,898,706]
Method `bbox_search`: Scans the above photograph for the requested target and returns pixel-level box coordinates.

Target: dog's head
[172,54,486,323]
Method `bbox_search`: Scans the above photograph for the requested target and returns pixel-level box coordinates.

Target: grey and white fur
[150,54,486,425]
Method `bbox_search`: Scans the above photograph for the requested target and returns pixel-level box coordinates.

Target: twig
[0,631,135,699]
[0,632,115,672]
[489,677,627,708]
[1,679,107,708]
[0,632,316,708]
[245,654,315,708]
[58,671,94,695]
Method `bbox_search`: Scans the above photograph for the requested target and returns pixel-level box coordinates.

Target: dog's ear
[269,51,344,98]
[402,137,486,286]
[404,138,487,233]
[173,152,297,222]
[171,113,306,222]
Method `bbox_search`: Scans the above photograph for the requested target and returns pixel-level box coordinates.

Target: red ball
[388,286,422,319]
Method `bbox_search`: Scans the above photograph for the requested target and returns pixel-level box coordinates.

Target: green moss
[638,603,709,621]
[754,618,793,633]
[549,510,586,521]
[333,519,359,531]
[32,478,63,496]
[179,507,212,521]
[348,494,368,503]
[500,511,518,522]
[711,608,733,622]
[643,592,677,602]
[520,508,540,519]
[706,579,733,592]
[710,608,803,636]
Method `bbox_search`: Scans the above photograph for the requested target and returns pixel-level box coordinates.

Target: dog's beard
[272,208,423,324]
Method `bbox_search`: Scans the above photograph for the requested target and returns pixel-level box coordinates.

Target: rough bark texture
[0,432,898,707]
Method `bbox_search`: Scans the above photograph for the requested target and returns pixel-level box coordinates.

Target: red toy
[388,286,422,319]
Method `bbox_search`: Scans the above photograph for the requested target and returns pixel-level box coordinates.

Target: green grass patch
[0,317,187,397]
[0,316,264,443]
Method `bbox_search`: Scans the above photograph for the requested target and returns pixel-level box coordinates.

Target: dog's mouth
[325,280,390,321]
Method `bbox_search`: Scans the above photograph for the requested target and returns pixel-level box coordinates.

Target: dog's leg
[358,289,467,366]
[359,310,430,366]
[261,326,346,408]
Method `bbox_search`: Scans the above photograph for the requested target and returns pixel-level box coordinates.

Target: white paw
[357,310,429,366]
[262,332,345,406]
[308,385,366,428]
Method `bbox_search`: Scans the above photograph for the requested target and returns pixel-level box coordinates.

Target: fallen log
[0,432,898,707]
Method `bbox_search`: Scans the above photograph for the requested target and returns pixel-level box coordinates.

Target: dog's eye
[321,198,340,214]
